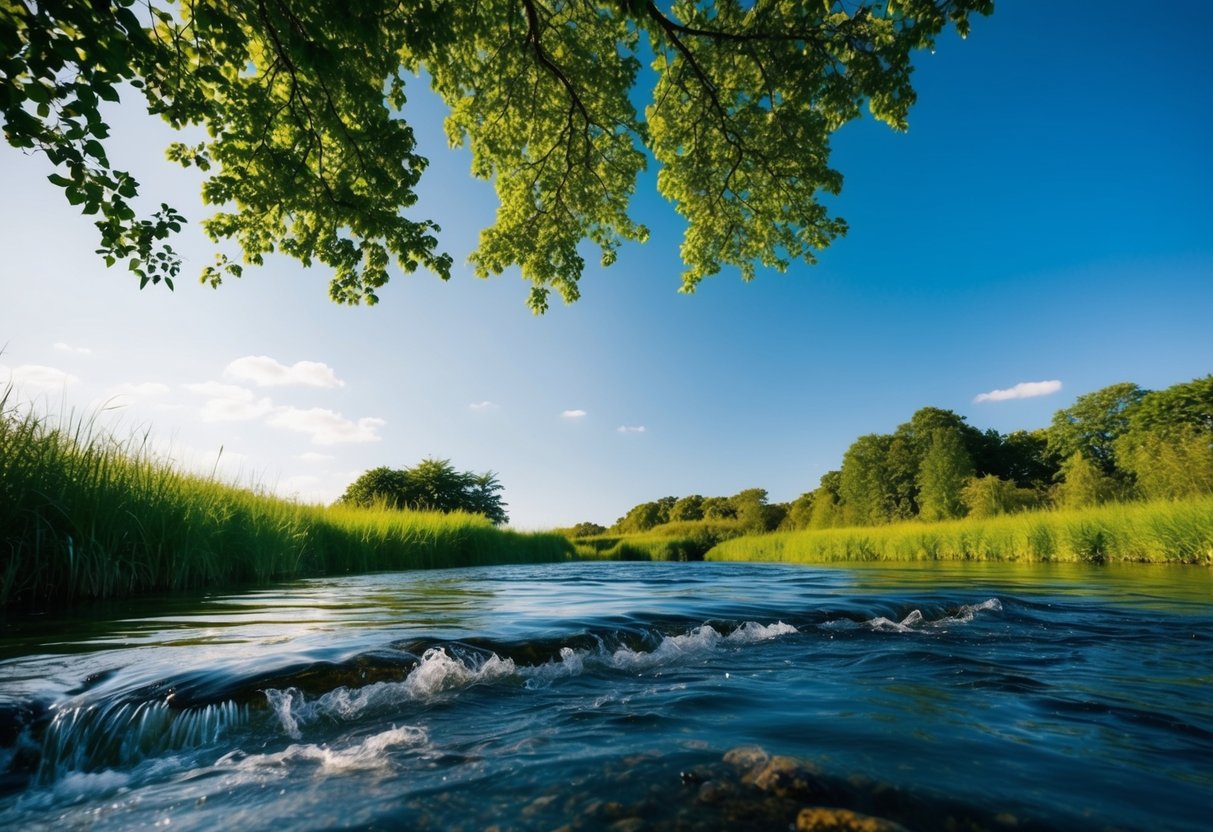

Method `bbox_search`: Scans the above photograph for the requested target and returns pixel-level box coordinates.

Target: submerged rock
[695,779,736,804]
[747,755,834,802]
[796,807,910,832]
[722,745,769,772]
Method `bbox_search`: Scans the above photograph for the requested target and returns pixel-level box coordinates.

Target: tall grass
[568,519,746,562]
[0,394,572,607]
[705,498,1213,566]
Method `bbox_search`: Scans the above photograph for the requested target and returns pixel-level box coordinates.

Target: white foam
[726,620,798,643]
[266,647,515,736]
[863,599,1002,633]
[52,769,132,803]
[945,598,1003,624]
[523,646,586,689]
[267,623,798,730]
[868,609,925,633]
[216,724,428,779]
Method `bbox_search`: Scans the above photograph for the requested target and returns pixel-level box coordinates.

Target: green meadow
[705,498,1213,566]
[0,396,571,606]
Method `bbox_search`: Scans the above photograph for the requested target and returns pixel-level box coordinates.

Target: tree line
[592,375,1212,536]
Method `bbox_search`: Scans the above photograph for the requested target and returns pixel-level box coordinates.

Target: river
[1,561,1210,830]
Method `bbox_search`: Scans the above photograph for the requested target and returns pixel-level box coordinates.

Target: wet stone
[583,800,628,821]
[796,807,911,832]
[521,794,558,818]
[695,779,735,804]
[722,745,770,772]
[748,755,832,802]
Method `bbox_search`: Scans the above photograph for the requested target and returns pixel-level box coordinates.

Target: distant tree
[701,496,737,521]
[669,494,706,523]
[886,408,986,519]
[1116,426,1213,501]
[613,499,667,533]
[782,492,816,531]
[809,470,843,529]
[567,521,608,538]
[462,471,510,526]
[726,488,785,534]
[883,433,920,520]
[1112,375,1213,500]
[653,496,678,525]
[916,428,974,521]
[1124,375,1213,436]
[405,458,477,513]
[1048,382,1146,478]
[338,458,509,524]
[1055,451,1116,509]
[337,466,414,510]
[961,474,1039,519]
[993,429,1059,491]
[840,433,895,526]
[764,502,790,532]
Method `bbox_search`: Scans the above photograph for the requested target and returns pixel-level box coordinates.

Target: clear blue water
[1,561,1210,831]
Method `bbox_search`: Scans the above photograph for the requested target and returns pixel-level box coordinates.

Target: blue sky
[2,2,1210,529]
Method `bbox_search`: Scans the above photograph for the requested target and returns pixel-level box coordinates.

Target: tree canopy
[1,0,993,311]
[338,458,509,525]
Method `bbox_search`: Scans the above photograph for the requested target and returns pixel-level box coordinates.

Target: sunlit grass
[567,519,746,562]
[705,499,1213,566]
[0,393,572,606]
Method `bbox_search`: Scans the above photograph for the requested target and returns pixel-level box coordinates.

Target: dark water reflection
[1,561,1211,831]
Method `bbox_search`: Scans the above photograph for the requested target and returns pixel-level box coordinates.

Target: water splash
[266,646,517,738]
[866,599,1003,633]
[265,621,799,732]
[215,724,428,776]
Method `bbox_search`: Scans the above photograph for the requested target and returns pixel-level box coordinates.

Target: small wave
[868,609,927,633]
[607,621,797,672]
[267,646,516,738]
[825,600,1002,634]
[215,724,428,777]
[36,699,249,784]
[266,621,798,734]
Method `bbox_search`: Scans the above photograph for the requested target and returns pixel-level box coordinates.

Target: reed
[0,393,572,607]
[705,498,1213,566]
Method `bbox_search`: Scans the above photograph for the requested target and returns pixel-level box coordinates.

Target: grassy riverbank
[706,498,1213,566]
[0,400,572,607]
[568,520,746,562]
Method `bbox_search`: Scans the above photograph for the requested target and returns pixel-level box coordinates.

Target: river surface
[1,561,1210,831]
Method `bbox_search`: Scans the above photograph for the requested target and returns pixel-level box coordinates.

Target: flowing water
[1,561,1210,831]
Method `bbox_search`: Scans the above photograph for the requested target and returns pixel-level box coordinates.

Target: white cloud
[296,451,336,463]
[561,409,587,419]
[469,401,500,411]
[1,363,80,394]
[974,380,1063,403]
[184,381,275,422]
[616,425,647,434]
[266,407,385,445]
[223,355,344,388]
[147,439,250,482]
[53,342,92,356]
[108,382,171,400]
[276,474,322,499]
